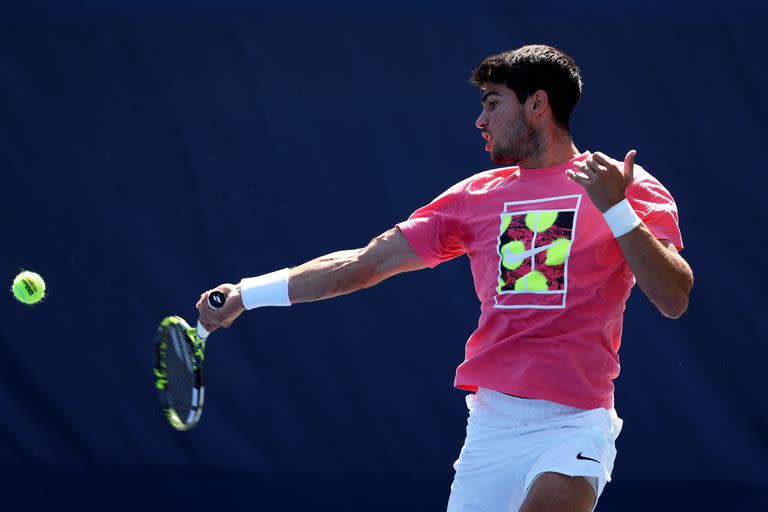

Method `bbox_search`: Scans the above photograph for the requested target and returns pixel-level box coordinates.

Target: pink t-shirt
[396,152,683,409]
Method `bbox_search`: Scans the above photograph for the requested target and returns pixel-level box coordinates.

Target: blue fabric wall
[1,3,766,510]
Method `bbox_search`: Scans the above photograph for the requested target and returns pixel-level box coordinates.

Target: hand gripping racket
[153,290,226,431]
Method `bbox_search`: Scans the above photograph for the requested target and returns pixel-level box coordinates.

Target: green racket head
[153,315,206,431]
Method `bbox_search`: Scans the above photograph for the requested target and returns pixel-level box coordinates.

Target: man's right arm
[288,227,427,303]
[197,227,426,331]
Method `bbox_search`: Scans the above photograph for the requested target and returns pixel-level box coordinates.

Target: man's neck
[518,133,580,169]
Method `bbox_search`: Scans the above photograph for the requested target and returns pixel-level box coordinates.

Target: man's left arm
[614,227,692,318]
[567,150,694,319]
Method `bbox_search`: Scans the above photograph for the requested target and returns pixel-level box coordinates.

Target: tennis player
[197,44,693,511]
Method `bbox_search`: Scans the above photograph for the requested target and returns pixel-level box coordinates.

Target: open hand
[566,150,636,212]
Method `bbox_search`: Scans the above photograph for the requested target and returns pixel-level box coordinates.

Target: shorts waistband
[473,387,588,423]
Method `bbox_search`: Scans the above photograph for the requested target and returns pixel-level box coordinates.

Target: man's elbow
[657,287,691,319]
[658,269,694,319]
[659,298,688,319]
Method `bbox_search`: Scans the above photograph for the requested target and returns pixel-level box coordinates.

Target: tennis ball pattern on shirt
[525,211,558,232]
[500,240,526,270]
[497,210,575,293]
[545,238,571,266]
[514,270,548,291]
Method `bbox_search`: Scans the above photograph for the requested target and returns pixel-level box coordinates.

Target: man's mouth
[482,132,491,152]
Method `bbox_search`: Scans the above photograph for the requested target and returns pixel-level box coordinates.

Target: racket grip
[196,290,227,340]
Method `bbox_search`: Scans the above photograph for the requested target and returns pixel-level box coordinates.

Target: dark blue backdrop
[1,2,766,510]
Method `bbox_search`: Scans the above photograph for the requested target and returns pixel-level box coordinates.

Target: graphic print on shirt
[495,194,582,309]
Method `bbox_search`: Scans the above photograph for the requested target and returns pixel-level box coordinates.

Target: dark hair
[471,45,582,130]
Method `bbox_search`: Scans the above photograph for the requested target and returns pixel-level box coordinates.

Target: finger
[569,164,591,178]
[584,158,608,174]
[199,312,223,327]
[199,301,223,319]
[572,162,595,179]
[196,291,210,310]
[591,152,615,168]
[198,306,224,326]
[566,169,589,186]
[624,149,636,182]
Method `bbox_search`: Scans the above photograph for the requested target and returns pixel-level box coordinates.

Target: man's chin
[490,151,518,166]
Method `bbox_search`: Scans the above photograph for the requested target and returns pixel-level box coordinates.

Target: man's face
[475,82,541,165]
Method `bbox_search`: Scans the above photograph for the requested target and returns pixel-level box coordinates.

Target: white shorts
[447,388,623,512]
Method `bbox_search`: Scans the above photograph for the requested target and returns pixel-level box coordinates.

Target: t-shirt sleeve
[395,182,467,268]
[626,167,684,250]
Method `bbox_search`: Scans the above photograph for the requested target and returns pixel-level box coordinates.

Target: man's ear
[529,90,549,117]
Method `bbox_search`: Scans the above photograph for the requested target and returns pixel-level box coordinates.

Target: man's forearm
[616,223,693,319]
[287,249,374,304]
[201,249,375,328]
[233,228,424,312]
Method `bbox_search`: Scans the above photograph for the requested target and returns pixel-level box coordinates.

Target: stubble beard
[490,114,542,166]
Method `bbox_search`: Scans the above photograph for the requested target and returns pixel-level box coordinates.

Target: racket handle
[196,290,227,340]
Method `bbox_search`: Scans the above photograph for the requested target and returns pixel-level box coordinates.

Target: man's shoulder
[627,163,678,206]
[453,166,520,194]
[428,166,520,205]
[469,165,520,181]
[629,163,672,192]
[632,163,656,182]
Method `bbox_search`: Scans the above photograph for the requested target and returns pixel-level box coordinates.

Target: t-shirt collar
[518,151,590,178]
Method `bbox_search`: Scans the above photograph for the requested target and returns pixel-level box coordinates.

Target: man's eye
[488,102,498,110]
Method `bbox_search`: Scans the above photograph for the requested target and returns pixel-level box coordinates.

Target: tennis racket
[153,290,226,431]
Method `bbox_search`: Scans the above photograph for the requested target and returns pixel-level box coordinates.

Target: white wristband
[239,268,291,310]
[602,198,642,238]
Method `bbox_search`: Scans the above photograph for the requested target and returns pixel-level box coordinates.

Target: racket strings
[164,327,197,420]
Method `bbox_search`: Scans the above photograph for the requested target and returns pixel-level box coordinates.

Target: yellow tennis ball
[501,240,526,270]
[545,238,572,266]
[514,270,548,292]
[525,211,558,232]
[500,214,513,234]
[11,271,46,304]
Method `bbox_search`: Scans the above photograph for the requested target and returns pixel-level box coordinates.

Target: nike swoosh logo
[576,452,601,464]
[502,242,557,265]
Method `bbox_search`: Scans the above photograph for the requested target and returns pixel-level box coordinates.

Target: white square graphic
[494,194,582,310]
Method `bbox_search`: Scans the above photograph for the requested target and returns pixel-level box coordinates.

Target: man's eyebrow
[481,91,501,104]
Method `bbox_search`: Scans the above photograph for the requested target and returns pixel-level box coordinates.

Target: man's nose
[475,111,487,130]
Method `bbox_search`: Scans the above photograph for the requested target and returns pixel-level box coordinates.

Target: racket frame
[154,315,206,431]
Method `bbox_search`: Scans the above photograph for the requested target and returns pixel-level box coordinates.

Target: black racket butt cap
[208,290,227,309]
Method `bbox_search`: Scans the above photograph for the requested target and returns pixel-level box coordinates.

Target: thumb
[624,149,636,182]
